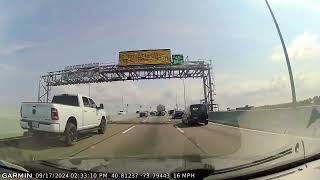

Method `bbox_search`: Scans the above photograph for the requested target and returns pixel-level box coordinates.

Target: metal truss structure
[38,63,219,111]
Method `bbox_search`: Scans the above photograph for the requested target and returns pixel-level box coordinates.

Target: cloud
[295,72,320,97]
[216,77,290,108]
[0,63,16,71]
[0,42,35,56]
[269,0,320,11]
[245,0,320,12]
[215,71,320,110]
[270,0,304,5]
[271,32,320,62]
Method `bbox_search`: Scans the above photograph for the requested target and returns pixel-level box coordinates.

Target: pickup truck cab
[20,94,107,145]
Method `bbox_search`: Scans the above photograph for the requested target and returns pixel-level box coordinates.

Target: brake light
[51,108,59,120]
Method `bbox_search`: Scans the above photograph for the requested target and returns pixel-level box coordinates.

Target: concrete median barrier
[209,105,320,138]
[208,111,241,127]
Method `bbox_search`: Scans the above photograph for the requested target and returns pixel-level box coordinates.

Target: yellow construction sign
[119,49,171,66]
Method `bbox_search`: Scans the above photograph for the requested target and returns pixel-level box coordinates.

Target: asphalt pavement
[0,115,242,162]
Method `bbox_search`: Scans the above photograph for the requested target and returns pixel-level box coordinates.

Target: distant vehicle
[20,94,107,146]
[118,110,127,115]
[168,110,174,116]
[139,111,149,117]
[136,111,140,114]
[172,110,183,119]
[150,111,155,116]
[156,104,166,116]
[182,104,208,126]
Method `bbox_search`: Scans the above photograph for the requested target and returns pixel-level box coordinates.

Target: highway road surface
[0,116,242,162]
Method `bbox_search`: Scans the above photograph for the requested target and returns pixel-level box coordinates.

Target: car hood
[14,129,320,179]
[21,146,302,178]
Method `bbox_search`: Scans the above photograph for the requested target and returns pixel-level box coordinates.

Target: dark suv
[182,104,208,126]
[168,110,174,116]
[172,110,183,119]
[139,111,149,117]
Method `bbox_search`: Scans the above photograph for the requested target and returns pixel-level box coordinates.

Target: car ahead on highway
[168,110,174,116]
[20,94,107,146]
[172,110,183,119]
[182,104,208,126]
[150,111,156,116]
[139,111,149,117]
[118,110,127,115]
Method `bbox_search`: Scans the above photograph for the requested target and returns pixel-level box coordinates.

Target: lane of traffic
[115,115,172,124]
[1,114,242,163]
[0,124,133,162]
[75,119,205,158]
[141,116,172,123]
[171,117,242,157]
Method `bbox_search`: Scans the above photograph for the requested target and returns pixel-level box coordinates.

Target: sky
[0,0,319,112]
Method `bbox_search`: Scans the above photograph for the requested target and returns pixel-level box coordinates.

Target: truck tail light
[51,108,59,120]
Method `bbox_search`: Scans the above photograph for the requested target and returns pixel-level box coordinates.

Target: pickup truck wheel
[98,119,106,134]
[65,123,77,146]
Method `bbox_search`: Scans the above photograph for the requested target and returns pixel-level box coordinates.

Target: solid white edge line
[176,127,184,133]
[122,126,135,134]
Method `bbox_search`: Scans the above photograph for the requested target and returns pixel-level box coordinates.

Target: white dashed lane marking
[122,126,136,134]
[176,127,184,134]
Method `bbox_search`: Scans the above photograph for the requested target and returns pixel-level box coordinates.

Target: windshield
[52,95,79,107]
[1,0,320,179]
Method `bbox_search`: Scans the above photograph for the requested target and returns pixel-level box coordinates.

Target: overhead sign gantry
[38,50,219,111]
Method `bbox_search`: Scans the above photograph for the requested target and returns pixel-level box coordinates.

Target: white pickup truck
[20,94,107,145]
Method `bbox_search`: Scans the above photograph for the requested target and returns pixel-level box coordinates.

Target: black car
[139,111,148,117]
[182,104,208,126]
[172,110,183,119]
[168,110,174,116]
